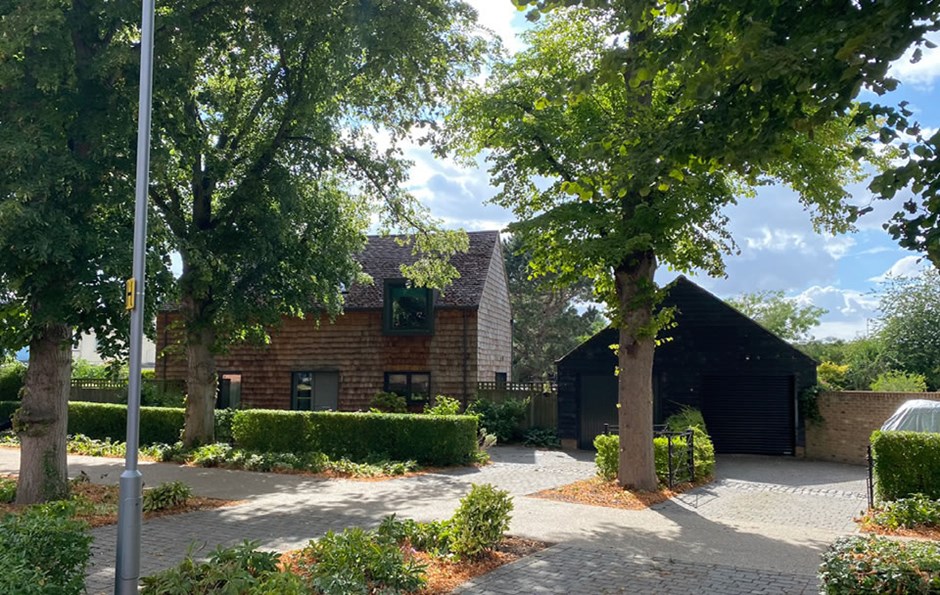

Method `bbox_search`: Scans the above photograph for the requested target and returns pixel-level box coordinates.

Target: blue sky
[401,3,938,340]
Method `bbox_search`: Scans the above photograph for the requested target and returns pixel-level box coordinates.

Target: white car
[881,399,940,433]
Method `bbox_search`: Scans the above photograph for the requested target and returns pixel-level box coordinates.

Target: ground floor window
[291,371,339,411]
[217,373,242,409]
[384,372,431,404]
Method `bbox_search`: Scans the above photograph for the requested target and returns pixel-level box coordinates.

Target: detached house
[156,231,512,411]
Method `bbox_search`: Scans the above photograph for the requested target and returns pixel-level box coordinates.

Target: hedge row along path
[0,446,867,594]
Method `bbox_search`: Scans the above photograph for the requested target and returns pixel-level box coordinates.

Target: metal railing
[603,423,696,488]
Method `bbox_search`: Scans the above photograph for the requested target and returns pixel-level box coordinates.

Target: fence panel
[475,381,558,430]
[69,378,185,404]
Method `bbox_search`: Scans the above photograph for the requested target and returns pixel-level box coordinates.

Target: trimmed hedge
[819,535,940,594]
[871,430,940,501]
[0,401,236,446]
[231,409,479,466]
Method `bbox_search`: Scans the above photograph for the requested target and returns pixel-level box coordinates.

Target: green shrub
[231,409,314,453]
[871,493,940,529]
[0,477,15,503]
[871,430,940,501]
[0,363,26,401]
[298,527,426,595]
[819,536,940,594]
[594,433,619,480]
[665,406,708,435]
[369,391,407,413]
[0,401,17,427]
[467,397,528,443]
[425,395,462,416]
[377,515,453,557]
[231,409,478,467]
[522,427,560,448]
[0,502,92,595]
[817,361,849,391]
[214,407,236,443]
[143,481,192,512]
[67,402,185,444]
[870,370,928,392]
[68,434,126,457]
[595,429,714,484]
[141,541,287,595]
[449,483,513,559]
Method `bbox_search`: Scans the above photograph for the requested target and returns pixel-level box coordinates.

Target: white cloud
[890,33,940,90]
[742,228,810,253]
[792,285,880,340]
[466,0,526,54]
[822,235,856,260]
[868,255,929,282]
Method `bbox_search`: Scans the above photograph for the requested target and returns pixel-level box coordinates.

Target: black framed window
[384,372,431,403]
[383,279,434,335]
[291,371,339,411]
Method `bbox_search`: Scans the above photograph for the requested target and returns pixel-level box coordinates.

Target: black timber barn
[556,276,817,454]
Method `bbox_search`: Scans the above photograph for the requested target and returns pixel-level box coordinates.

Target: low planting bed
[857,493,940,541]
[819,535,940,594]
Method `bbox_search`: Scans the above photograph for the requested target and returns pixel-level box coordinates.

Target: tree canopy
[504,236,606,382]
[450,0,938,489]
[727,290,826,343]
[875,268,940,390]
[147,0,490,445]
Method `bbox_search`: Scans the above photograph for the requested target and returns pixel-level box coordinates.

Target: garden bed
[530,476,709,510]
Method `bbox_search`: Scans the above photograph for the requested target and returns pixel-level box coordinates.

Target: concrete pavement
[0,446,866,594]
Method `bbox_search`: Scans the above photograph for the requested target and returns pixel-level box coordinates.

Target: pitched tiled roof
[344,231,500,309]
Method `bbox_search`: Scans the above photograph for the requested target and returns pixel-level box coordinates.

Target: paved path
[0,447,866,594]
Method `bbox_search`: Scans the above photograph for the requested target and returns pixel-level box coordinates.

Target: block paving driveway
[0,447,867,594]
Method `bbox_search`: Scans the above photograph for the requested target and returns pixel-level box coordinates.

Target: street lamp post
[115,0,156,591]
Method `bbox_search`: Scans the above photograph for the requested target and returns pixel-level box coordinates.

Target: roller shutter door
[701,375,794,455]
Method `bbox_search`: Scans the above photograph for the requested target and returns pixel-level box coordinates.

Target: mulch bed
[530,476,708,510]
[0,475,238,526]
[856,511,940,541]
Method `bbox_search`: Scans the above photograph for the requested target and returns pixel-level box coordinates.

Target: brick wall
[156,308,478,411]
[805,391,940,465]
[475,240,512,383]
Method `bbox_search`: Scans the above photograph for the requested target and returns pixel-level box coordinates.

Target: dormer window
[383,279,434,335]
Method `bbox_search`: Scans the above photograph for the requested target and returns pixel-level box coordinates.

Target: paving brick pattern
[454,544,818,595]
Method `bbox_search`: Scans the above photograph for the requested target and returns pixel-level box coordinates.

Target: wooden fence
[475,381,558,429]
[70,378,185,404]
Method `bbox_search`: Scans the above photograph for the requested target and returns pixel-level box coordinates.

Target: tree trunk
[16,323,72,504]
[183,322,217,447]
[614,251,658,492]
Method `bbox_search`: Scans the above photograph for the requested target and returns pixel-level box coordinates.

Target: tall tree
[451,1,937,490]
[0,1,171,503]
[148,1,489,445]
[727,290,826,343]
[505,236,606,382]
[875,268,940,390]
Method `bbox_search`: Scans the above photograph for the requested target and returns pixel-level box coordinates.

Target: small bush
[68,434,126,457]
[819,535,940,594]
[0,502,92,595]
[467,397,528,443]
[594,433,619,480]
[817,361,849,391]
[369,391,408,413]
[143,481,192,512]
[871,430,940,501]
[665,406,708,435]
[0,477,15,503]
[141,540,286,594]
[870,370,928,392]
[298,527,427,595]
[0,362,26,401]
[870,493,940,529]
[522,427,560,448]
[214,407,236,444]
[449,483,513,559]
[425,395,461,416]
[377,515,453,557]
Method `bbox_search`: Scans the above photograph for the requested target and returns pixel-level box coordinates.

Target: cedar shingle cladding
[155,231,511,410]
